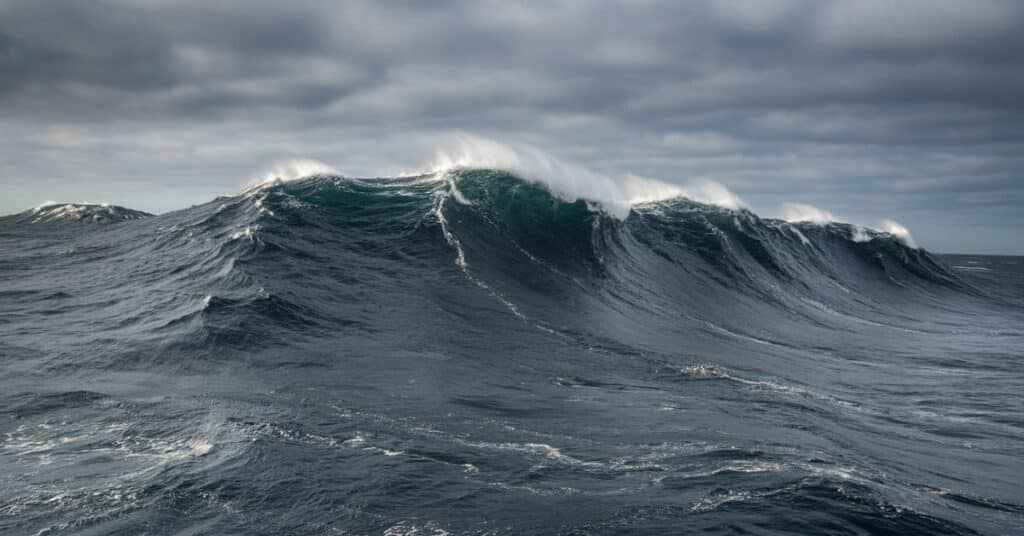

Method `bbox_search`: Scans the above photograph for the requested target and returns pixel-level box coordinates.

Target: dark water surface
[1,171,1022,534]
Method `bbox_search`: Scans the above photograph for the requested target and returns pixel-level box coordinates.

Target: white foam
[33,200,63,211]
[32,201,111,212]
[678,363,855,407]
[383,520,450,536]
[789,226,811,246]
[228,141,924,254]
[879,219,918,248]
[453,438,606,469]
[248,158,338,189]
[429,135,744,217]
[26,202,152,226]
[680,177,746,210]
[850,226,872,242]
[230,225,260,241]
[780,202,834,224]
[691,485,797,512]
[778,203,922,249]
[28,202,123,223]
[339,432,405,457]
[952,265,991,272]
[236,138,742,219]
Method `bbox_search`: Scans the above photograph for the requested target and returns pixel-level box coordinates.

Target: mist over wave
[1,163,1021,534]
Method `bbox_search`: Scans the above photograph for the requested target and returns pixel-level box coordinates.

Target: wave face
[1,169,1022,535]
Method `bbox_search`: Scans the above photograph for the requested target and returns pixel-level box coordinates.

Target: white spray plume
[848,220,918,248]
[850,226,872,243]
[879,219,918,249]
[249,158,338,189]
[682,178,746,210]
[777,201,917,249]
[781,202,834,224]
[429,135,743,217]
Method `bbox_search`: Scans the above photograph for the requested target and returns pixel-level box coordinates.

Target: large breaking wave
[0,169,971,359]
[1,168,1021,534]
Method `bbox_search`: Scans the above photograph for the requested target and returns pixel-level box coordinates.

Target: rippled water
[1,171,1022,534]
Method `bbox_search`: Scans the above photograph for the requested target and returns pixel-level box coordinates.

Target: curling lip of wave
[779,202,917,249]
[236,139,899,241]
[247,158,340,190]
[11,168,917,252]
[879,219,918,249]
[9,134,914,249]
[429,136,692,217]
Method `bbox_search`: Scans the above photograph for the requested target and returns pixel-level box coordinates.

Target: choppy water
[1,170,1022,535]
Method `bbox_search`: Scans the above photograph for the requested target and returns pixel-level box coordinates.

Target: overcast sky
[1,0,1022,253]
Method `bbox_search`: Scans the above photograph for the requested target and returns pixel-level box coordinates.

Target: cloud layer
[1,0,1022,252]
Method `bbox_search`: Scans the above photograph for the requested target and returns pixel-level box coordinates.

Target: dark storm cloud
[1,0,1023,252]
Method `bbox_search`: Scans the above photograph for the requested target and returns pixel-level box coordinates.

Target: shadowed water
[1,170,1022,534]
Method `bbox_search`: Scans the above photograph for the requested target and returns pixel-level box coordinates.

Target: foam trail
[431,176,526,320]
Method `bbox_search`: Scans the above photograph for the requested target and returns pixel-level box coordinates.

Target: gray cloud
[1,0,1022,253]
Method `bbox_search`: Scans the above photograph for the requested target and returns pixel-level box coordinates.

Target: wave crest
[781,202,834,224]
[431,135,691,217]
[879,219,918,249]
[249,159,339,189]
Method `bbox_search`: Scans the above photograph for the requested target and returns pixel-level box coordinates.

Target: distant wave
[23,202,152,224]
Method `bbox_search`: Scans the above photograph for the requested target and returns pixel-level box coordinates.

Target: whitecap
[879,219,918,248]
[248,158,338,189]
[428,134,749,218]
[781,202,835,224]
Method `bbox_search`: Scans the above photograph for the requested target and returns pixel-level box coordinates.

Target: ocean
[1,169,1021,534]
